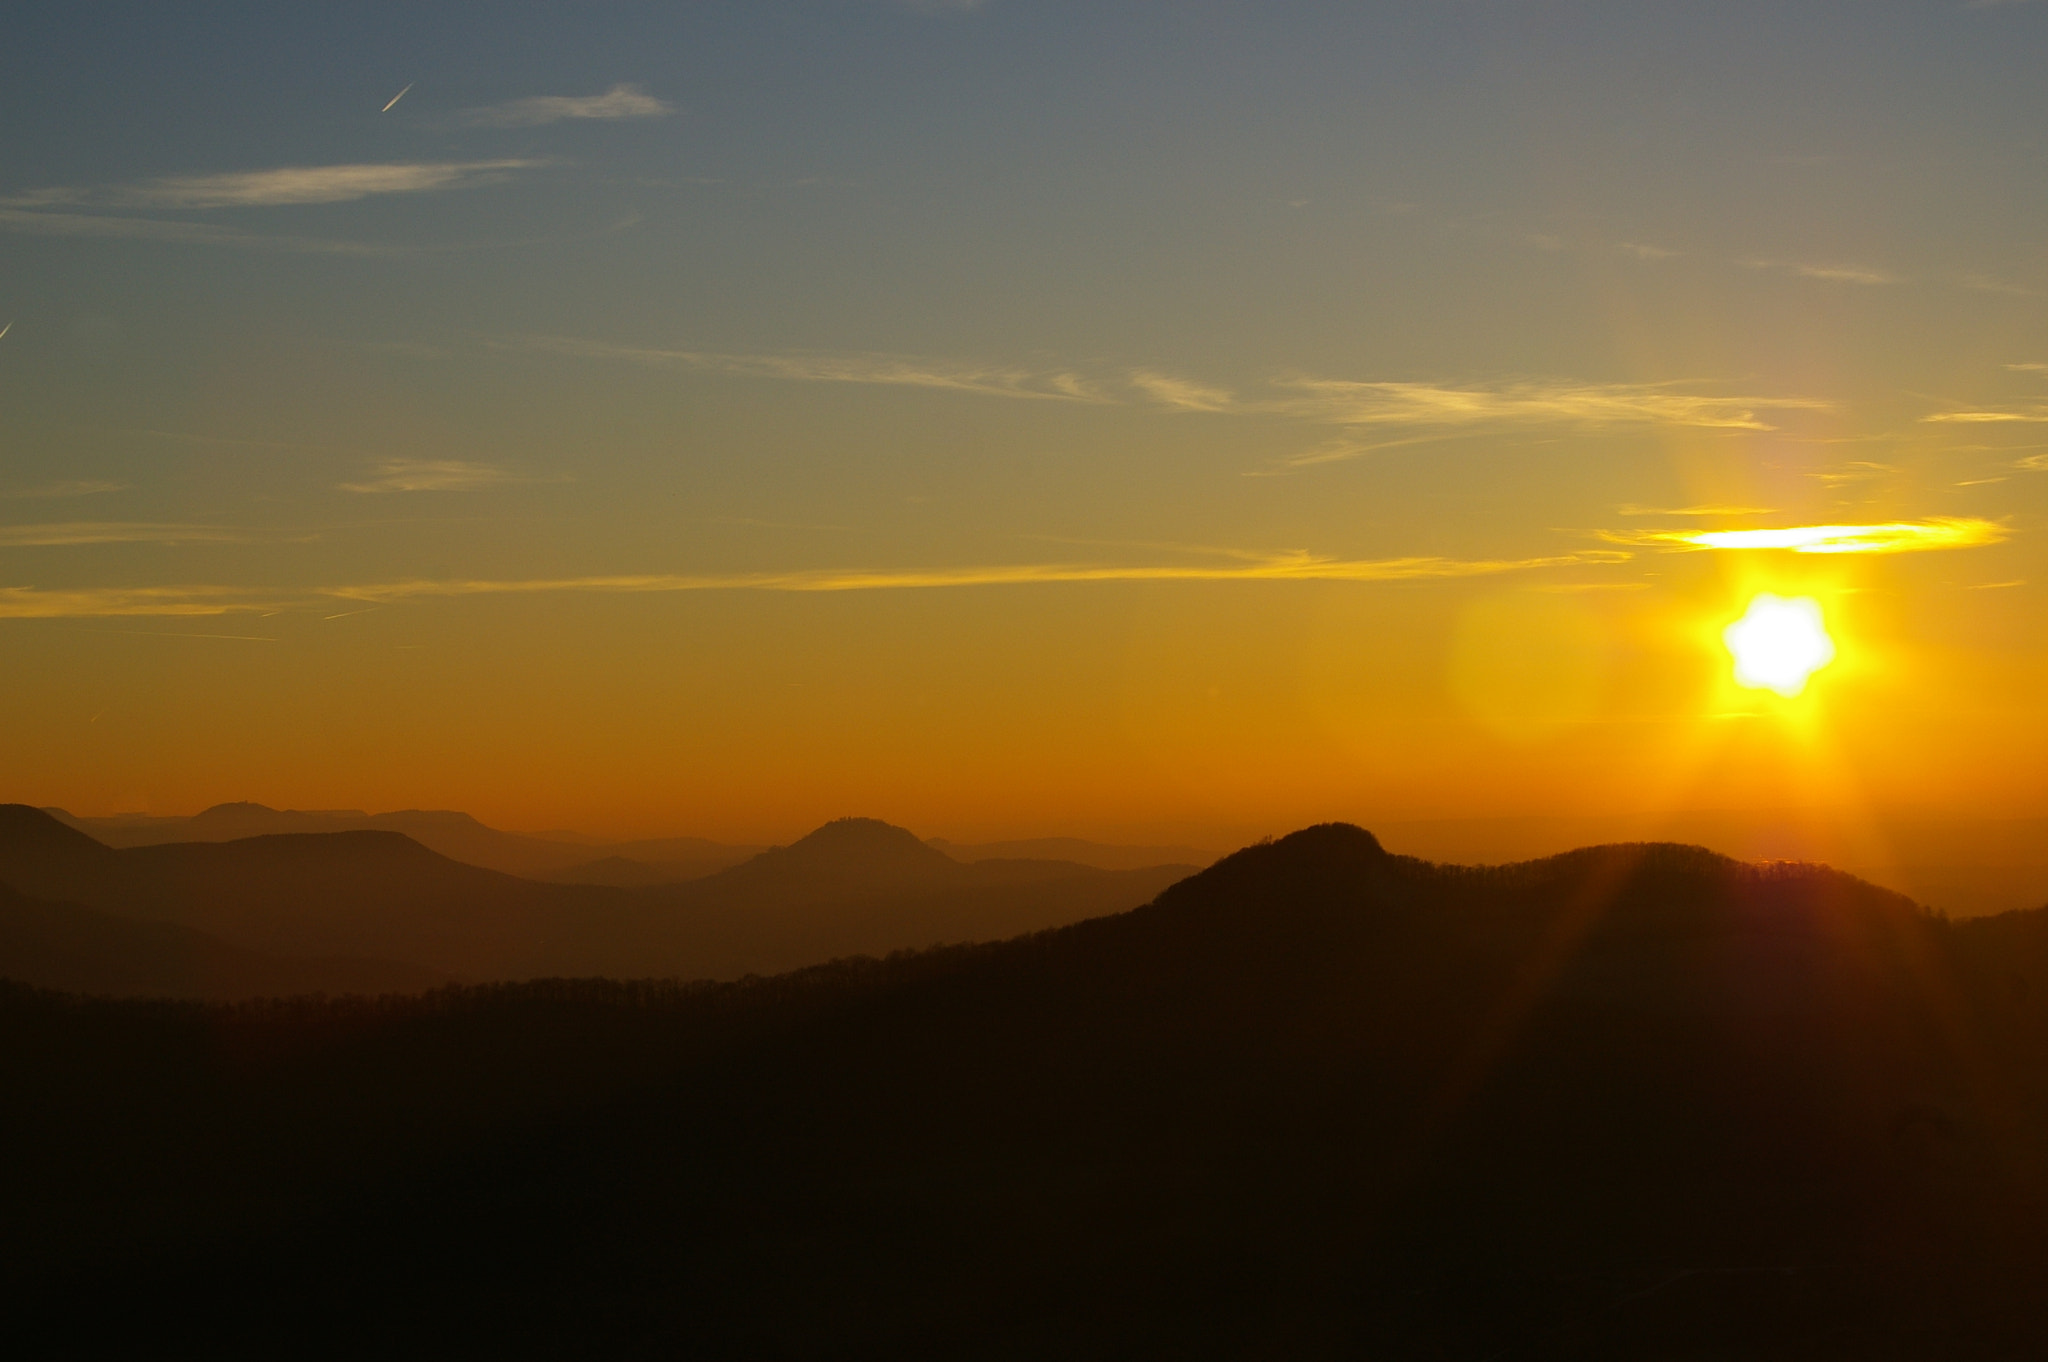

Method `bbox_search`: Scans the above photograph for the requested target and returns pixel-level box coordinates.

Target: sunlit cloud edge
[1607,517,2007,554]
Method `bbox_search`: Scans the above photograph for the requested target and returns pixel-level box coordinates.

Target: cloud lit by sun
[1618,518,2007,555]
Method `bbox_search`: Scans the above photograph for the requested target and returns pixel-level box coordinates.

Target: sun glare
[1723,594,1836,697]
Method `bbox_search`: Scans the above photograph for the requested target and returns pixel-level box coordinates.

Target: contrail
[0,321,11,341]
[381,83,413,113]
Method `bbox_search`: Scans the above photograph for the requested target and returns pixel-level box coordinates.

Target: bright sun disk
[1723,593,1835,697]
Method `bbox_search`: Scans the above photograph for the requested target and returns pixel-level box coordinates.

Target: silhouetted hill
[0,807,1186,989]
[7,823,2048,1356]
[0,882,442,1000]
[710,815,958,897]
[42,802,762,878]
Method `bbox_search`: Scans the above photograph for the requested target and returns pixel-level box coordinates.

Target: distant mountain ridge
[44,803,1218,886]
[43,802,757,880]
[0,806,1193,994]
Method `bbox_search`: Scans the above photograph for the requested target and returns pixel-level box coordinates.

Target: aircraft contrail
[381,82,413,113]
[0,321,11,341]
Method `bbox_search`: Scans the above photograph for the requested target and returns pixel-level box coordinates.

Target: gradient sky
[4,1,2046,844]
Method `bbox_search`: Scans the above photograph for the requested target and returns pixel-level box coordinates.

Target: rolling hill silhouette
[0,806,1191,988]
[45,803,1220,887]
[7,822,2048,1355]
[43,801,761,878]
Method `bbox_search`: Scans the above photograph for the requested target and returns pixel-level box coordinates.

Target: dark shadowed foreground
[7,826,2048,1358]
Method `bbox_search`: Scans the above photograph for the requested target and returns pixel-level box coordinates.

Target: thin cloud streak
[1617,503,1777,517]
[0,585,263,619]
[1128,370,1235,412]
[4,161,537,210]
[514,335,1819,434]
[462,85,671,128]
[339,460,536,493]
[1925,408,2048,423]
[1268,378,1817,431]
[0,522,259,547]
[499,336,1108,403]
[1262,434,1463,472]
[1740,258,1899,286]
[1610,518,2006,555]
[0,549,1630,618]
[326,551,1631,604]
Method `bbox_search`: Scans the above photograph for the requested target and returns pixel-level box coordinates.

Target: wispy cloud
[498,335,1108,403]
[0,585,266,619]
[1809,461,1894,485]
[326,551,1630,604]
[1267,378,1816,431]
[338,459,537,493]
[507,336,1822,441]
[1924,407,2048,424]
[1619,242,1679,261]
[1263,435,1454,471]
[1961,274,2037,298]
[4,480,127,500]
[2017,453,2048,471]
[461,85,671,129]
[1610,518,2006,555]
[1616,503,1776,517]
[1127,370,1234,412]
[0,547,1630,619]
[318,552,1596,610]
[1740,258,1899,286]
[4,161,537,210]
[0,522,258,547]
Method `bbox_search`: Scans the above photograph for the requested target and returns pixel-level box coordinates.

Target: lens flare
[1723,594,1835,697]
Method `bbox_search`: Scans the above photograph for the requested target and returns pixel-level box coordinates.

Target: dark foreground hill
[0,882,444,999]
[0,808,1189,989]
[8,825,2048,1357]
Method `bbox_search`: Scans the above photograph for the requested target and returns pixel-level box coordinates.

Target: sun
[1723,594,1836,697]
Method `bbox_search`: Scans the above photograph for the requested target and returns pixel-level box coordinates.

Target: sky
[3,0,2046,846]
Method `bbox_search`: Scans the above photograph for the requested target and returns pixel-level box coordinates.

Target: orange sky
[4,3,2045,847]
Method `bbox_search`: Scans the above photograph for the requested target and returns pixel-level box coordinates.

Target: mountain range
[0,807,1193,997]
[8,823,2048,1354]
[44,802,760,880]
[46,802,1214,885]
